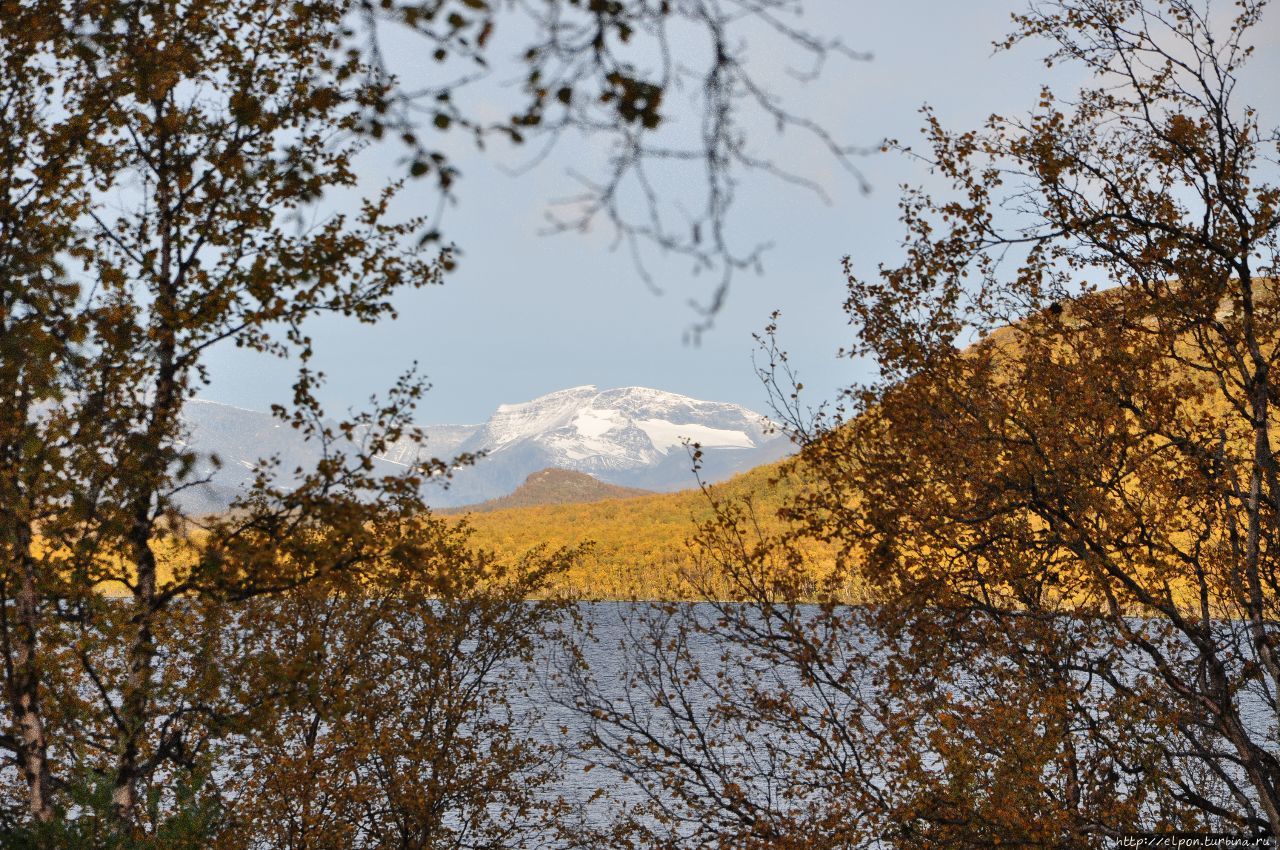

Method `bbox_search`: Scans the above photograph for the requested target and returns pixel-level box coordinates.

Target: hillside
[453,451,829,599]
[445,468,653,513]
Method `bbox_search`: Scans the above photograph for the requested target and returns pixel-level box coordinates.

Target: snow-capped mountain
[176,386,792,511]
[429,385,789,506]
[468,385,773,470]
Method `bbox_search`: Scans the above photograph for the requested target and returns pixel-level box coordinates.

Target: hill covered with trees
[445,468,654,514]
[452,452,828,599]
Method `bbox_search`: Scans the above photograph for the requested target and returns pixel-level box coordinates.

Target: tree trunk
[10,522,55,824]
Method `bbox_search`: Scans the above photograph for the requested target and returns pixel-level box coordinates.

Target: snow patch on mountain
[634,419,756,452]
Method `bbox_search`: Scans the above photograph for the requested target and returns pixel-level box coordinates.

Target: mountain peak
[466,385,774,473]
[495,385,598,414]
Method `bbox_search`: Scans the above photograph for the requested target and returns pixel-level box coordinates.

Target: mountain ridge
[177,386,791,511]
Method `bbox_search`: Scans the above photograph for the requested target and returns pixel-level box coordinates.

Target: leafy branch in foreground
[0,1,573,841]
[355,0,873,334]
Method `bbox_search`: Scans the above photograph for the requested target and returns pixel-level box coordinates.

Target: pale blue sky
[203,0,1280,425]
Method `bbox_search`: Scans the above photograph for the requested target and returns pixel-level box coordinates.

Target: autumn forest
[3,0,1280,847]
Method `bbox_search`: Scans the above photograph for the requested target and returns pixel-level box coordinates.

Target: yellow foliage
[450,460,828,600]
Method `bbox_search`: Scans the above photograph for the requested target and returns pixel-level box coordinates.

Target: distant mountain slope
[177,400,478,511]
[444,468,652,513]
[177,387,792,510]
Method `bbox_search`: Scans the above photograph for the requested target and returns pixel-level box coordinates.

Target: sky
[203,0,1280,426]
